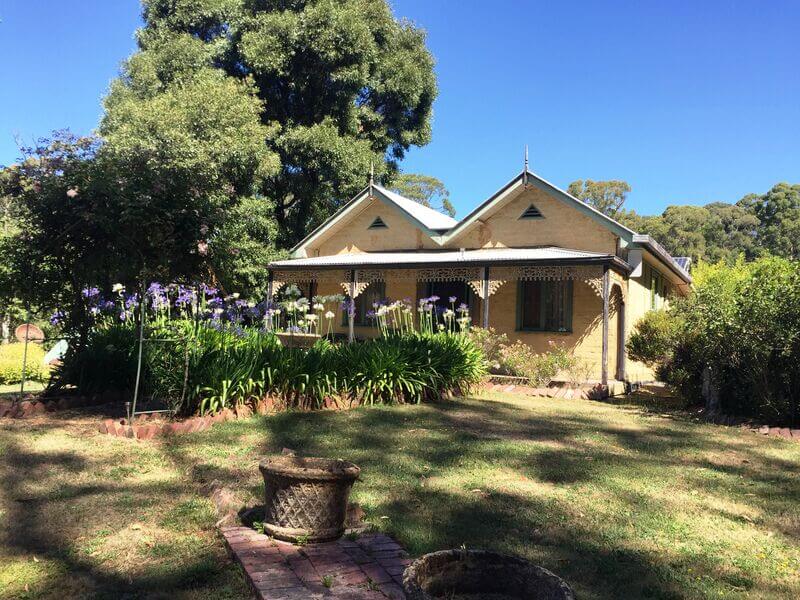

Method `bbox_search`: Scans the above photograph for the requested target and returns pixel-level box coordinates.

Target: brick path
[222,527,410,599]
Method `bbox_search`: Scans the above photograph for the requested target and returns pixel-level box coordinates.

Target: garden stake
[19,307,30,398]
[130,279,146,428]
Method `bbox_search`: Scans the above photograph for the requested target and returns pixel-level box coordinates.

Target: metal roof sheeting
[373,184,458,230]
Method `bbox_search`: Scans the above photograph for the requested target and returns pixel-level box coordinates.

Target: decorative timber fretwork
[338,269,386,298]
[489,265,606,298]
[271,264,618,300]
[270,269,348,297]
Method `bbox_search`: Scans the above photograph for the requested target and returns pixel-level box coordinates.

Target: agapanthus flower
[325,311,335,319]
[82,286,100,299]
[112,283,125,293]
[313,303,324,311]
[449,296,457,303]
[49,310,65,326]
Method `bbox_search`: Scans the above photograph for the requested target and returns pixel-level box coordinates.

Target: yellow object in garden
[0,343,49,384]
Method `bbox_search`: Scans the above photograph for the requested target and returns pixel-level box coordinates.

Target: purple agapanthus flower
[49,310,65,325]
[449,296,457,303]
[82,286,100,299]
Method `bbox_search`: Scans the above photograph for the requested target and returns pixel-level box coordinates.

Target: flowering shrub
[467,327,574,387]
[49,283,485,414]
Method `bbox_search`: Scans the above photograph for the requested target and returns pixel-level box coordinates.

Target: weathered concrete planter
[258,456,360,543]
[275,332,320,348]
[403,549,574,600]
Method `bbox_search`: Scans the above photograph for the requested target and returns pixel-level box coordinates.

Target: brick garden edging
[98,402,272,440]
[0,392,121,419]
[221,526,409,599]
[700,410,800,443]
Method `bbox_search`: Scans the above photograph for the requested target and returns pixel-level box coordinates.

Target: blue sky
[0,1,798,217]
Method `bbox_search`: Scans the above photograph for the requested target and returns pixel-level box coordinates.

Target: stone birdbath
[403,549,575,600]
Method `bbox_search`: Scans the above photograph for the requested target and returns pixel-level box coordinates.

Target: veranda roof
[269,246,630,271]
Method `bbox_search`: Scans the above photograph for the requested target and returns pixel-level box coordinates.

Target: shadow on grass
[0,431,244,600]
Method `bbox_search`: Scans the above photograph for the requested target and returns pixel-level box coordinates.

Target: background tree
[104,0,437,247]
[567,179,631,217]
[389,173,455,217]
[738,183,800,259]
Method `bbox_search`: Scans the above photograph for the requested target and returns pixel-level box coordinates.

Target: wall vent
[519,204,543,219]
[368,216,388,229]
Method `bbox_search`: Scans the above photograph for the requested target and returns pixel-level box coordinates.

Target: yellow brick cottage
[268,168,691,389]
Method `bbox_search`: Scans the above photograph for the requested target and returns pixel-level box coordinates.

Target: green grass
[1,391,799,599]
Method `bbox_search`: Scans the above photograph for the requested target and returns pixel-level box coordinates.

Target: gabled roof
[441,169,637,244]
[289,167,691,284]
[373,184,457,230]
[290,183,455,257]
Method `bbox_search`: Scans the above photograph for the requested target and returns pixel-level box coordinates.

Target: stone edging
[481,381,608,400]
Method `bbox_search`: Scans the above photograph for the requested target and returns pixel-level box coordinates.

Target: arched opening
[610,284,626,381]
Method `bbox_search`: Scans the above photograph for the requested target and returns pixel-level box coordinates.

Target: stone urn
[275,332,321,349]
[402,549,575,600]
[258,456,360,543]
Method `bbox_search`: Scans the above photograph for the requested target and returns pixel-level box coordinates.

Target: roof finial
[523,145,529,185]
[369,161,374,195]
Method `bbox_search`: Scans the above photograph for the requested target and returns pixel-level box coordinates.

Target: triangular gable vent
[368,216,388,229]
[519,204,543,219]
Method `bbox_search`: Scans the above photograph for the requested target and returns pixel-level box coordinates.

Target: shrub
[0,343,48,384]
[628,257,800,425]
[467,327,508,369]
[53,323,486,415]
[627,309,682,367]
[496,341,573,387]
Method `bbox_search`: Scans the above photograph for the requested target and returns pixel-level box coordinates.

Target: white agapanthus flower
[112,283,124,293]
[313,303,324,311]
[325,311,335,319]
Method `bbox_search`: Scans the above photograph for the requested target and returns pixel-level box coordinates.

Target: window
[368,216,387,229]
[424,281,475,324]
[519,204,544,219]
[344,281,386,326]
[516,280,573,332]
[648,265,665,310]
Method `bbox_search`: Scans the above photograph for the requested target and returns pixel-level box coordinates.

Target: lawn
[1,391,799,599]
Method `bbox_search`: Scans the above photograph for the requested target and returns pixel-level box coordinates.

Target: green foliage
[54,323,486,415]
[107,0,437,245]
[497,341,573,387]
[738,183,800,259]
[468,327,574,387]
[627,309,682,367]
[567,179,631,217]
[616,183,798,264]
[628,258,800,424]
[389,173,455,217]
[0,343,48,384]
